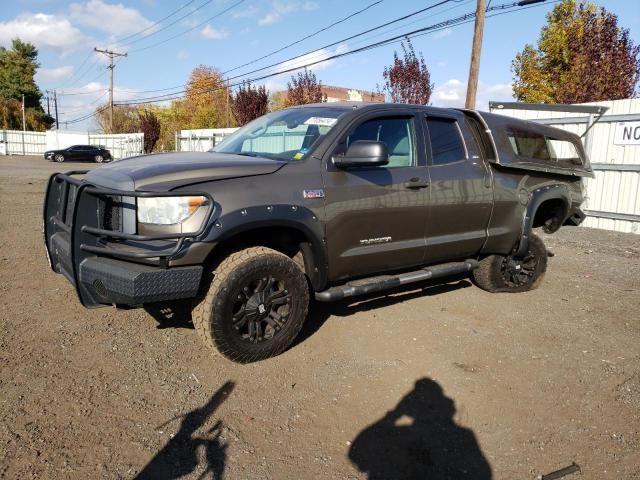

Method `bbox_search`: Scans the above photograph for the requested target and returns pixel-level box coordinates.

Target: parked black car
[44,145,112,163]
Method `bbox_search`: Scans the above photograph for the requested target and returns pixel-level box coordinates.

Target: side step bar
[315,259,479,302]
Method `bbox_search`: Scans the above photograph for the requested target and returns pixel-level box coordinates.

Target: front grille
[99,195,122,231]
[64,184,77,224]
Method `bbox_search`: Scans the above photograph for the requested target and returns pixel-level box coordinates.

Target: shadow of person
[135,381,235,480]
[349,378,491,480]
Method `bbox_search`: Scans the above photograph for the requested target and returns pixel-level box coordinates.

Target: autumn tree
[382,37,433,104]
[268,91,288,112]
[232,82,268,126]
[95,104,139,133]
[138,109,161,153]
[512,0,640,103]
[178,65,235,128]
[0,38,53,130]
[286,68,325,106]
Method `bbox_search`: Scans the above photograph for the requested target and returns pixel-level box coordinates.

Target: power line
[104,0,389,96]
[65,0,556,125]
[121,0,556,106]
[223,0,386,75]
[128,0,247,53]
[113,0,199,45]
[118,0,456,102]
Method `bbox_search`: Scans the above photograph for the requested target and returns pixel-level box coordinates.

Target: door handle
[404,178,430,189]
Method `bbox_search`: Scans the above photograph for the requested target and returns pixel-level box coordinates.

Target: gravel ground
[1,155,639,480]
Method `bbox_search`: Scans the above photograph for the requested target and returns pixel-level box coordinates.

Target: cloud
[431,79,514,109]
[200,25,228,40]
[0,13,88,53]
[274,43,348,74]
[259,0,318,25]
[433,28,453,39]
[176,49,189,60]
[232,5,260,18]
[69,0,154,37]
[36,66,75,82]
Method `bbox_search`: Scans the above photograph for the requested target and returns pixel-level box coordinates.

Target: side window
[425,117,466,165]
[507,128,550,160]
[347,117,415,168]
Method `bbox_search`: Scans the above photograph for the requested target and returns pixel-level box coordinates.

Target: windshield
[212,106,348,161]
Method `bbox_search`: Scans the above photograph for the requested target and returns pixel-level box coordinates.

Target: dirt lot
[1,155,639,479]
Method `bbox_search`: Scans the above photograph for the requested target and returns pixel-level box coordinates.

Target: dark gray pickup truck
[44,102,591,363]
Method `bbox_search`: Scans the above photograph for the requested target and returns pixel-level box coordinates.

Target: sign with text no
[614,121,640,145]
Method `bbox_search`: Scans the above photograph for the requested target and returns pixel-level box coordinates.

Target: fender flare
[204,204,328,291]
[515,184,570,258]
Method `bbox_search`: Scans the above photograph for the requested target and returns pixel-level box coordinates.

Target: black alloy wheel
[473,233,548,293]
[192,246,309,363]
[499,252,539,288]
[230,275,292,344]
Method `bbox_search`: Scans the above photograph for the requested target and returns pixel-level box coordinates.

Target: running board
[315,259,479,302]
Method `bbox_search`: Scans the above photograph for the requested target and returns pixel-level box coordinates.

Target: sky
[1,0,639,131]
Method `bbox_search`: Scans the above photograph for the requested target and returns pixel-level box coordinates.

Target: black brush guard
[43,171,213,307]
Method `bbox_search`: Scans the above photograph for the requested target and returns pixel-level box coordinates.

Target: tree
[268,91,288,112]
[232,82,268,126]
[512,0,640,103]
[381,37,433,104]
[138,109,161,153]
[286,68,325,106]
[0,38,53,130]
[95,104,139,133]
[180,65,234,128]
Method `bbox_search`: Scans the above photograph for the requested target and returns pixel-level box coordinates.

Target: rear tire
[192,247,309,363]
[54,154,65,163]
[473,233,547,293]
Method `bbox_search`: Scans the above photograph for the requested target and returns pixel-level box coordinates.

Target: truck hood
[84,152,286,191]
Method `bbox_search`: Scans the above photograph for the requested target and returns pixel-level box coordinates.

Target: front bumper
[79,257,202,306]
[43,171,212,307]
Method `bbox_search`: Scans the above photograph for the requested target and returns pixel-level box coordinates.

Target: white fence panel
[178,128,237,152]
[494,99,640,234]
[0,129,143,160]
[0,130,46,155]
[89,133,144,160]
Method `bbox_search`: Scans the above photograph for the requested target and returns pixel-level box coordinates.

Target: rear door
[422,112,493,264]
[322,111,429,281]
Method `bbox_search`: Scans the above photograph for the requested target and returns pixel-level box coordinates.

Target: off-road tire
[473,233,547,293]
[54,154,65,163]
[94,154,104,163]
[192,247,309,363]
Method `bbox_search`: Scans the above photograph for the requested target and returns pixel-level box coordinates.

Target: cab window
[425,117,466,165]
[346,117,415,168]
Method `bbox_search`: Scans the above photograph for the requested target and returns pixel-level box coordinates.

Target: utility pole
[21,94,26,131]
[226,77,231,128]
[46,92,51,116]
[465,0,486,110]
[94,47,128,133]
[54,91,59,129]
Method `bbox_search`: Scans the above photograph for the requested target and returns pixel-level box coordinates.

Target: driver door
[322,112,429,282]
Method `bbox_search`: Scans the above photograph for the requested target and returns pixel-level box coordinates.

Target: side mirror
[333,140,389,168]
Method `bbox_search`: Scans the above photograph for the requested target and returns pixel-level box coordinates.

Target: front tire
[192,247,309,363]
[54,154,65,163]
[94,154,104,163]
[473,233,547,293]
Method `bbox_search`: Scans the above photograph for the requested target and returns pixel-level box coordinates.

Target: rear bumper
[564,207,586,226]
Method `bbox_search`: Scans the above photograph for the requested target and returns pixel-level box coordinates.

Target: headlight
[137,196,208,225]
